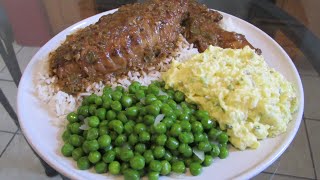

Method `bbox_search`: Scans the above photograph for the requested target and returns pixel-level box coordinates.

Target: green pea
[61,143,74,157]
[67,112,78,123]
[62,130,71,142]
[143,115,155,125]
[95,161,107,174]
[198,141,212,152]
[69,134,84,147]
[203,155,213,166]
[87,116,99,128]
[128,134,139,146]
[194,133,205,143]
[154,122,166,134]
[192,121,203,133]
[121,162,130,174]
[102,100,111,110]
[126,106,139,117]
[129,81,141,94]
[163,151,173,162]
[124,120,136,134]
[170,123,182,137]
[167,99,177,109]
[170,156,179,164]
[166,137,179,150]
[149,160,162,172]
[195,110,209,120]
[146,105,160,116]
[143,150,154,164]
[109,161,121,175]
[78,106,89,117]
[153,146,165,159]
[174,91,185,103]
[148,84,160,95]
[190,162,202,176]
[179,113,190,121]
[88,151,101,164]
[135,143,146,154]
[180,121,192,132]
[95,108,106,120]
[111,91,122,101]
[98,126,108,136]
[155,134,167,146]
[145,94,157,105]
[148,172,159,180]
[98,134,111,148]
[69,122,82,134]
[120,148,134,162]
[121,95,133,108]
[130,155,145,170]
[217,133,229,144]
[208,128,222,140]
[110,101,122,112]
[219,146,229,159]
[106,110,117,120]
[201,117,214,130]
[124,169,140,180]
[135,90,145,99]
[72,147,84,161]
[184,158,193,167]
[117,111,128,123]
[115,86,124,92]
[211,144,220,157]
[95,96,103,106]
[87,94,97,104]
[178,132,193,144]
[82,140,99,153]
[102,150,115,163]
[178,144,192,157]
[134,123,147,134]
[86,128,99,140]
[139,131,150,142]
[157,94,168,102]
[160,160,171,175]
[115,134,127,146]
[172,161,185,173]
[109,120,123,134]
[77,156,91,170]
[162,117,174,128]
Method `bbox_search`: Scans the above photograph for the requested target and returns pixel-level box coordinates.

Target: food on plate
[48,0,258,94]
[61,81,230,178]
[162,46,298,150]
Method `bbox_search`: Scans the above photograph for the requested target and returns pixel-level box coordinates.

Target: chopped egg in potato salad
[162,46,298,150]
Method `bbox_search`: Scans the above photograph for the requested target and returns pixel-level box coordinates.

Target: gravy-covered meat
[49,0,259,94]
[50,0,188,93]
[184,2,260,53]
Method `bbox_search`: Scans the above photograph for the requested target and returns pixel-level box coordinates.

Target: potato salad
[162,46,298,150]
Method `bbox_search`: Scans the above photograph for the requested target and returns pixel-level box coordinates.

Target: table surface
[0,0,319,179]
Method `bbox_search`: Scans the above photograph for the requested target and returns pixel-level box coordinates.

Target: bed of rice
[35,35,199,119]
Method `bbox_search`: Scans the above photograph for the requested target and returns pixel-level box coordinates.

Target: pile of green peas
[61,81,229,179]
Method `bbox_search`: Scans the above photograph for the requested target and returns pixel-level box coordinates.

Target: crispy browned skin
[49,0,258,93]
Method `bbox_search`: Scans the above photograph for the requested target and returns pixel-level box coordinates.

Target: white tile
[264,121,315,179]
[301,76,320,120]
[0,104,18,132]
[253,172,308,180]
[0,68,13,81]
[16,46,40,72]
[0,134,62,180]
[0,46,40,80]
[0,41,23,71]
[0,132,14,154]
[305,120,320,178]
[0,81,17,113]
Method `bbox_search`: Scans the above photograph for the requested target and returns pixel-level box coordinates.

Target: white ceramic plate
[17,9,304,180]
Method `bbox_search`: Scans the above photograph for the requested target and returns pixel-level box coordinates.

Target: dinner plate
[17,9,304,180]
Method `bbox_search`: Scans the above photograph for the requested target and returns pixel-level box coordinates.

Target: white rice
[35,35,199,118]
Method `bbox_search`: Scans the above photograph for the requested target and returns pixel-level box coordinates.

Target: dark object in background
[95,0,137,12]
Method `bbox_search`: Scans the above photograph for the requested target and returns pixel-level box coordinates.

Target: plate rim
[17,8,304,180]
